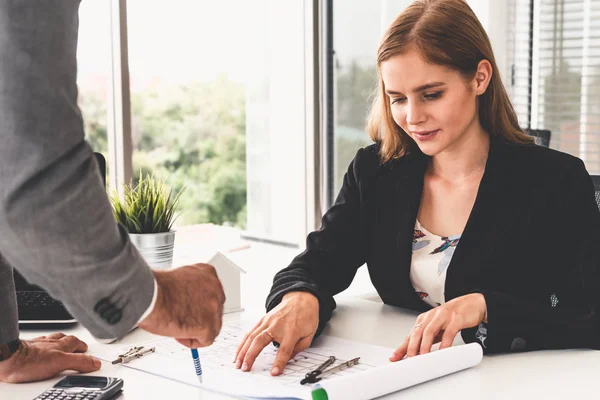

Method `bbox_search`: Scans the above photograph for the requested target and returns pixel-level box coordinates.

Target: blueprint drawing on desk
[88,321,483,399]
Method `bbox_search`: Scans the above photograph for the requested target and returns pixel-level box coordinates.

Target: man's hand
[0,333,101,383]
[138,263,226,349]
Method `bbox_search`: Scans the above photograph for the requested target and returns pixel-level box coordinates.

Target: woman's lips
[413,129,440,141]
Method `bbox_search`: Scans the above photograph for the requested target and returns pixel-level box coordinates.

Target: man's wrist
[0,339,21,362]
[137,278,159,324]
[138,271,168,330]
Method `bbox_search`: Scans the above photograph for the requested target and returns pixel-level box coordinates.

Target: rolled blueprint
[318,343,483,399]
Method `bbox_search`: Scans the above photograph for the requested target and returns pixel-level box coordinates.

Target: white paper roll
[319,343,483,400]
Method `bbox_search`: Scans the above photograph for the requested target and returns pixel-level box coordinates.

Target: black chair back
[93,152,106,188]
[591,175,600,211]
[525,129,551,148]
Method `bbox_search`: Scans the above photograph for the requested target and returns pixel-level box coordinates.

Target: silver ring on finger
[414,322,426,331]
[262,330,275,340]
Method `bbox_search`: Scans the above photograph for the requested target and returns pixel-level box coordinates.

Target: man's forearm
[0,0,154,339]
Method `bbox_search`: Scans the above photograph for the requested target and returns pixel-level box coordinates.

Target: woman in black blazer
[235,0,600,375]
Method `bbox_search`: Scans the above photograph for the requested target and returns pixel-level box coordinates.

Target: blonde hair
[367,0,533,162]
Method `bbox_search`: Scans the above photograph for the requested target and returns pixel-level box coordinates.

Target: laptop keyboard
[17,291,74,321]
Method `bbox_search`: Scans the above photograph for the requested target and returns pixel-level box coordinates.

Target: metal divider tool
[112,346,156,365]
[300,356,336,385]
[301,356,361,385]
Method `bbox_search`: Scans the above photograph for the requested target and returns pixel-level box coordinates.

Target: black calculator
[34,376,123,400]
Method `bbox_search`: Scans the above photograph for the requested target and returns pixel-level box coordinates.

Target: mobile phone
[34,375,124,400]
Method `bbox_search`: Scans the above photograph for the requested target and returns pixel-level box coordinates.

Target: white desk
[4,241,600,399]
[4,296,600,400]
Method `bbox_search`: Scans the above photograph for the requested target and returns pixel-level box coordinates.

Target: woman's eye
[391,97,406,105]
[423,91,442,101]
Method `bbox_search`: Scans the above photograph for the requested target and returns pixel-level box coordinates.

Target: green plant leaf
[110,172,186,233]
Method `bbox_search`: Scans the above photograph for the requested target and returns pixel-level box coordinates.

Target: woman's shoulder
[348,143,426,190]
[348,143,381,174]
[357,143,381,160]
[346,144,381,185]
[352,143,425,172]
[492,141,594,210]
[496,140,587,178]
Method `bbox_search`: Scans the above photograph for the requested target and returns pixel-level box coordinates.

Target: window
[120,0,310,246]
[126,1,249,228]
[507,0,534,127]
[329,0,413,202]
[77,1,111,178]
[534,0,600,173]
[509,0,600,172]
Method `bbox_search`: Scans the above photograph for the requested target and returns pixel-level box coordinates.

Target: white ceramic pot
[129,231,176,270]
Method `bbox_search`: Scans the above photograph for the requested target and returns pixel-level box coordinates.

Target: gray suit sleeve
[0,253,19,344]
[0,0,154,340]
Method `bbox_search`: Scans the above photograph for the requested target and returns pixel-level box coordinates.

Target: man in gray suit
[0,1,225,383]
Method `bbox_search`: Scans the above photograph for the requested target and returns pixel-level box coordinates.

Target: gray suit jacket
[0,0,154,343]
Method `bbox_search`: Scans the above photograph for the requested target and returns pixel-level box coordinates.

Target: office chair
[591,175,600,211]
[525,129,551,148]
[93,152,106,187]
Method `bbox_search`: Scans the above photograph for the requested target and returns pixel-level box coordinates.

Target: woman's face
[381,49,488,157]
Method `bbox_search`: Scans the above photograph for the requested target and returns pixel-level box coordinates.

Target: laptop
[13,152,107,326]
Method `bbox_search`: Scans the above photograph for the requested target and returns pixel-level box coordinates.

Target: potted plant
[111,173,184,270]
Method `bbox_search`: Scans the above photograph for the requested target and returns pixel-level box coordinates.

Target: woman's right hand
[234,291,319,376]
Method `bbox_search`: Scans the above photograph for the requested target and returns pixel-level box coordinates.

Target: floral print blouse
[410,219,488,348]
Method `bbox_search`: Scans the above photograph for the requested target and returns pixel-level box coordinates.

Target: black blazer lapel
[370,152,430,311]
[443,138,510,300]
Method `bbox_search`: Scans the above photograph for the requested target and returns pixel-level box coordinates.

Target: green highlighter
[311,385,328,400]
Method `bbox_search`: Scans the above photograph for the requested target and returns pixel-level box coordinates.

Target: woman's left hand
[389,293,487,361]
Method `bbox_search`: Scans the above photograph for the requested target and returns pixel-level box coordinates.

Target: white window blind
[507,0,534,128]
[535,0,600,173]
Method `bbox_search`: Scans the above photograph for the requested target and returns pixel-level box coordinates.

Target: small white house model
[208,251,246,313]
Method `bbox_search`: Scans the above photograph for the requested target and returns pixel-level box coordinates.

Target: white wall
[468,0,510,84]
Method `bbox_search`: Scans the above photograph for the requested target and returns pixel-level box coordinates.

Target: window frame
[107,0,133,198]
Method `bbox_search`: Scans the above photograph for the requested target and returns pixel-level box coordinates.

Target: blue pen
[191,348,203,384]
